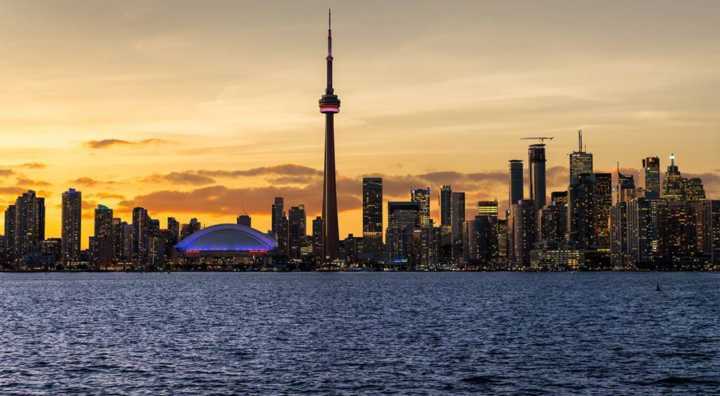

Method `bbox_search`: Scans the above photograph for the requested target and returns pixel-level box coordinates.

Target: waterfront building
[477,200,499,216]
[94,204,114,268]
[181,218,202,240]
[61,188,82,263]
[312,216,323,261]
[626,197,661,269]
[538,197,567,249]
[132,207,150,264]
[386,201,420,268]
[288,205,306,259]
[508,160,524,205]
[663,153,684,200]
[569,130,593,185]
[511,199,536,269]
[528,144,547,208]
[4,205,16,259]
[440,185,452,227]
[450,191,466,261]
[411,187,432,227]
[684,178,706,201]
[167,217,180,244]
[643,156,661,199]
[567,174,596,249]
[15,190,45,259]
[593,173,612,249]
[271,197,288,255]
[362,177,383,260]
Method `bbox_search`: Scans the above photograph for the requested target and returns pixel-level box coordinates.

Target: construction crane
[521,136,554,143]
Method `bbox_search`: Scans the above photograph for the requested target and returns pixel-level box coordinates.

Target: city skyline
[0,1,718,246]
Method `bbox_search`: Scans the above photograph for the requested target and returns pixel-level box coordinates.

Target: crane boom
[521,136,554,143]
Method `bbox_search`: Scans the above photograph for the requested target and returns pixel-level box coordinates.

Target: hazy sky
[0,0,718,244]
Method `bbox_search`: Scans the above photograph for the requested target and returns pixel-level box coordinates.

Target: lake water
[0,272,718,394]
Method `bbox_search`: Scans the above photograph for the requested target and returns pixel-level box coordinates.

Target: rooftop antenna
[328,8,332,55]
[578,129,583,152]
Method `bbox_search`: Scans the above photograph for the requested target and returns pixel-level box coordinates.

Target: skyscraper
[683,178,706,201]
[440,185,452,226]
[567,173,597,249]
[288,205,306,259]
[611,167,637,269]
[466,203,499,268]
[569,130,593,185]
[132,207,150,264]
[528,144,547,208]
[411,187,431,227]
[450,191,466,260]
[4,205,16,259]
[312,216,323,260]
[386,201,420,267]
[61,188,82,263]
[271,197,288,255]
[657,199,702,270]
[94,204,114,268]
[538,194,567,249]
[511,199,537,269]
[438,185,453,264]
[362,177,383,260]
[663,153,684,200]
[642,156,660,199]
[593,173,613,249]
[477,200,499,216]
[617,167,636,204]
[626,197,661,268]
[167,217,180,244]
[698,200,720,265]
[508,160,524,205]
[319,9,341,261]
[112,218,126,262]
[15,191,45,258]
[271,197,284,235]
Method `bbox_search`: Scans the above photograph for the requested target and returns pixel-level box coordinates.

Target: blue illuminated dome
[175,224,277,255]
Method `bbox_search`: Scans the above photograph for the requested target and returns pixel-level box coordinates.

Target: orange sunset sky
[0,1,718,247]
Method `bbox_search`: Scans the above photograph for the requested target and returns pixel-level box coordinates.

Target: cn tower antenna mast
[319,8,341,262]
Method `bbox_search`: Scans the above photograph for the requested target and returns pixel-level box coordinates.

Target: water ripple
[0,272,718,394]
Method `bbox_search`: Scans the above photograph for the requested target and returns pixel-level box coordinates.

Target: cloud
[0,186,24,196]
[197,164,323,178]
[16,177,51,187]
[546,166,569,189]
[118,169,515,218]
[69,177,118,187]
[18,162,46,169]
[84,138,168,149]
[119,182,360,217]
[81,200,98,210]
[0,169,14,177]
[269,175,318,185]
[94,192,126,200]
[142,172,216,186]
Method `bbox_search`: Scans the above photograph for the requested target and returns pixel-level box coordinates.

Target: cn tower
[319,9,340,261]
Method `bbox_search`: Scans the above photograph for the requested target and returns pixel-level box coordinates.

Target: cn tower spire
[326,8,334,94]
[319,9,341,262]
